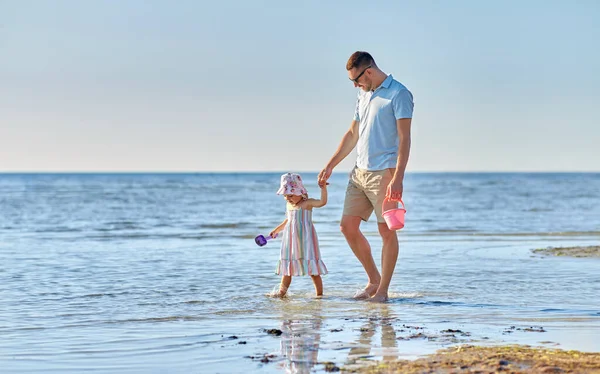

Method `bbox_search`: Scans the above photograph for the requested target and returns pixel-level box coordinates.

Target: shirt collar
[381,74,393,89]
[371,74,393,93]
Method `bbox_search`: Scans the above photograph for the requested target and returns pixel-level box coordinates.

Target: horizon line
[1,170,599,174]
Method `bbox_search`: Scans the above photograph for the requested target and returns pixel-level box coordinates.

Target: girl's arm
[269,219,288,238]
[307,184,328,208]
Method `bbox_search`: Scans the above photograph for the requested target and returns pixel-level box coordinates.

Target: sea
[1,172,599,373]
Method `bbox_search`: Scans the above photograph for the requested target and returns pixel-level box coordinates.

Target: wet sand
[341,345,600,373]
[244,240,600,373]
[532,245,600,258]
[243,315,600,373]
[340,247,600,373]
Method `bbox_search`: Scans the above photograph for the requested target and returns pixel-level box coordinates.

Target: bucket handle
[382,198,406,214]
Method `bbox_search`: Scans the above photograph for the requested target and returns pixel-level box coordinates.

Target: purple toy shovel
[255,233,277,247]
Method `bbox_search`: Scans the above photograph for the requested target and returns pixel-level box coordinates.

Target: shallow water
[1,172,599,373]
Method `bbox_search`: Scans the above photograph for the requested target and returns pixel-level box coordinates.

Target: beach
[1,172,599,373]
[343,345,600,373]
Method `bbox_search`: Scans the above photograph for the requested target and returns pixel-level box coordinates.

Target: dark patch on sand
[394,325,474,343]
[246,353,278,363]
[263,328,283,336]
[321,361,341,372]
[504,325,547,334]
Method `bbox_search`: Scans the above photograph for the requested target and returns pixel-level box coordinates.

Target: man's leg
[342,168,382,298]
[340,215,381,298]
[368,222,399,302]
[365,168,399,303]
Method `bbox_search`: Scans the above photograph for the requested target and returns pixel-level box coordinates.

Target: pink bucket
[382,199,406,231]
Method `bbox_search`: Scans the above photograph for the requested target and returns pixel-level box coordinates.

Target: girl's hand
[317,167,332,187]
[269,230,277,238]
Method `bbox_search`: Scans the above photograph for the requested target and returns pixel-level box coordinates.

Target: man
[318,51,413,303]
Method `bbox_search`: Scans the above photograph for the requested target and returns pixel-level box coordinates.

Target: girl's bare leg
[311,275,323,296]
[279,276,292,297]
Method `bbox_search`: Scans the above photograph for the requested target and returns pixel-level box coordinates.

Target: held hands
[317,166,333,188]
[385,177,403,202]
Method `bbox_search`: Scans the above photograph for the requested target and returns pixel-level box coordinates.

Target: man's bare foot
[353,283,379,300]
[367,293,389,303]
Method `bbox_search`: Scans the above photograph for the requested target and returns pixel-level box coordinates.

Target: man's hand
[385,177,403,202]
[317,166,333,187]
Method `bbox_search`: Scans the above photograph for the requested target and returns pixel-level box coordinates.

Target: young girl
[269,173,328,298]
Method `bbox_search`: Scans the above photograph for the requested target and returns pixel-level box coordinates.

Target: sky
[1,0,599,172]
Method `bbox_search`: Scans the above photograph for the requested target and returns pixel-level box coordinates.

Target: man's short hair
[346,51,376,71]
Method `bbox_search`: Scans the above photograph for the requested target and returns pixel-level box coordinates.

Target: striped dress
[276,204,328,276]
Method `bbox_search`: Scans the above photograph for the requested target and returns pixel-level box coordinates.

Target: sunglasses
[349,65,372,84]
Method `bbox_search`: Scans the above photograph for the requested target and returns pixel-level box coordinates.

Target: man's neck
[371,71,388,91]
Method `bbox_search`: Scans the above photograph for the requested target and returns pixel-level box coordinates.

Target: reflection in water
[348,304,398,362]
[278,303,324,374]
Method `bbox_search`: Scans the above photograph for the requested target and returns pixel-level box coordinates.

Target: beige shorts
[342,167,397,223]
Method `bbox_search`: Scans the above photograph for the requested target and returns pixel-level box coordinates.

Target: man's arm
[317,120,359,186]
[386,118,412,201]
[394,118,412,180]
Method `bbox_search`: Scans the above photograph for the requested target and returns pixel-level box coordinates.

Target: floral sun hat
[276,173,308,196]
